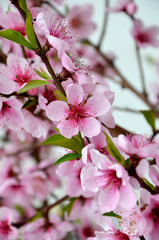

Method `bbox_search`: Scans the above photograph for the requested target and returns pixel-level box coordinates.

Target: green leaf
[29,212,43,223]
[26,11,40,49]
[55,153,81,165]
[63,198,77,216]
[140,110,156,130]
[14,205,26,218]
[51,127,60,133]
[34,68,51,80]
[105,133,125,167]
[54,89,67,102]
[17,80,51,94]
[18,0,28,13]
[0,29,35,50]
[142,178,155,191]
[42,134,83,154]
[103,211,121,219]
[22,97,38,109]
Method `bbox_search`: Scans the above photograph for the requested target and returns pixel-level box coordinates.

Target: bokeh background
[1,0,159,135]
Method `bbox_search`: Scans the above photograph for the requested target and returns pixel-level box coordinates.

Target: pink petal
[66,84,84,105]
[98,188,120,213]
[36,12,50,36]
[100,111,115,128]
[119,183,136,210]
[90,149,111,170]
[61,52,77,72]
[0,207,12,223]
[58,119,79,138]
[48,35,69,56]
[149,166,159,186]
[46,101,69,121]
[136,159,149,178]
[0,75,16,94]
[80,117,101,137]
[81,165,99,193]
[7,53,28,77]
[5,107,24,130]
[86,96,111,116]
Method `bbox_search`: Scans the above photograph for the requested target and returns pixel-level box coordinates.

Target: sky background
[1,0,159,135]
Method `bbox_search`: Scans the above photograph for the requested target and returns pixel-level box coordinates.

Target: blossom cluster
[0,0,159,239]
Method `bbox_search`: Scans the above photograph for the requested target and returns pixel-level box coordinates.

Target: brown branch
[98,0,109,48]
[83,39,156,112]
[6,143,41,157]
[41,55,66,96]
[13,195,69,228]
[114,106,140,114]
[135,44,147,96]
[10,0,26,22]
[10,0,66,97]
[0,49,7,64]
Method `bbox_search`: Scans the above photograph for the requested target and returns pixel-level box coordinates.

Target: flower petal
[80,117,101,137]
[66,84,84,105]
[46,101,69,121]
[58,119,79,138]
[86,96,111,116]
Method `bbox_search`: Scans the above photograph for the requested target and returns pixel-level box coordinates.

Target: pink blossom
[36,11,77,58]
[0,65,16,94]
[21,215,73,240]
[108,0,137,16]
[0,207,18,240]
[88,211,140,240]
[7,54,37,91]
[56,159,90,197]
[117,134,159,159]
[140,194,159,240]
[46,84,111,138]
[131,19,159,48]
[67,4,96,38]
[0,97,24,131]
[1,10,26,36]
[81,154,136,212]
[22,109,49,139]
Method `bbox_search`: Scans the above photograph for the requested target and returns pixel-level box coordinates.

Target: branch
[114,106,140,114]
[0,49,7,64]
[13,195,69,228]
[135,44,147,96]
[41,55,66,96]
[98,0,109,48]
[83,39,156,112]
[10,0,66,97]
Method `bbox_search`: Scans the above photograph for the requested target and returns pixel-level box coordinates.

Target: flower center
[151,206,159,222]
[0,221,11,236]
[66,103,90,124]
[96,170,122,190]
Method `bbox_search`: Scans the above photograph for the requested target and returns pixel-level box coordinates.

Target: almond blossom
[66,4,96,38]
[108,0,137,16]
[81,148,136,212]
[46,84,111,138]
[7,54,38,91]
[131,19,159,48]
[0,97,24,131]
[0,207,18,240]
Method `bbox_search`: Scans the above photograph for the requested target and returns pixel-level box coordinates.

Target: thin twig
[135,44,147,96]
[43,1,65,17]
[6,143,41,157]
[98,0,109,48]
[114,106,140,114]
[42,55,66,96]
[83,39,156,112]
[13,195,69,228]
